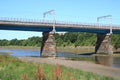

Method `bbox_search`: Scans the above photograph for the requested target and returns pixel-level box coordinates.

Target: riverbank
[0,46,120,79]
[0,55,118,80]
[57,46,95,54]
[0,46,95,54]
[1,46,120,55]
[0,46,40,50]
[18,56,120,80]
[0,52,13,55]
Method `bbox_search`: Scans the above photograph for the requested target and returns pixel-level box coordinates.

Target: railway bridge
[0,17,120,57]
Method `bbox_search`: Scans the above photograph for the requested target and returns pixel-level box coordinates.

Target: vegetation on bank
[0,55,117,80]
[0,32,120,48]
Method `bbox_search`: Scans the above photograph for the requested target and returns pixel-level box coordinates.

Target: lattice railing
[0,17,120,30]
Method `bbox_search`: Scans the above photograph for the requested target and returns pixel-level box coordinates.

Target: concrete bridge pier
[95,33,113,54]
[41,32,56,57]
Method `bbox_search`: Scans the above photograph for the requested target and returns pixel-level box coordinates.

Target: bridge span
[0,18,120,57]
[0,18,120,34]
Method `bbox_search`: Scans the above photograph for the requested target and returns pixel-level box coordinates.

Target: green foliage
[55,33,120,48]
[9,39,22,45]
[112,34,120,49]
[55,32,97,47]
[0,55,116,80]
[0,32,120,48]
[26,36,42,46]
[0,36,42,47]
[0,39,9,46]
[0,55,21,63]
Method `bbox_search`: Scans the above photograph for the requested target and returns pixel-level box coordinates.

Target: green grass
[0,55,117,80]
[0,46,40,50]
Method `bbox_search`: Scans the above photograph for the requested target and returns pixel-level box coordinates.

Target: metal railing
[0,17,120,30]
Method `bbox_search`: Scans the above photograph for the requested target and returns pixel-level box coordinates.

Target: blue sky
[0,0,120,40]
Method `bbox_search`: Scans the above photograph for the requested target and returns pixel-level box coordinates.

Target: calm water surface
[0,49,120,68]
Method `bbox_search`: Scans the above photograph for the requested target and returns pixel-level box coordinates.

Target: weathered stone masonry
[95,33,113,54]
[41,32,56,57]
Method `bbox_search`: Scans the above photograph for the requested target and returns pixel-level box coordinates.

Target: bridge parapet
[0,17,120,33]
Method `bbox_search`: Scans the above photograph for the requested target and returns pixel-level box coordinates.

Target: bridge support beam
[41,32,56,57]
[95,33,113,54]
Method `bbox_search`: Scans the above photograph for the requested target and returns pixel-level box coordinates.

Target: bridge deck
[0,18,120,34]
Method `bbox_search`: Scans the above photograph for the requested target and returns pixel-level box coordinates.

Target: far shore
[0,52,13,55]
[0,46,120,55]
[0,46,40,50]
[0,46,95,54]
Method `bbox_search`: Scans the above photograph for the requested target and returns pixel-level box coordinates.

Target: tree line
[0,32,120,48]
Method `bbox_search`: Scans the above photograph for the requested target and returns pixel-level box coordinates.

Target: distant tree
[112,34,120,49]
[63,32,78,43]
[26,36,41,46]
[21,40,28,46]
[0,39,9,46]
[1,32,120,48]
[9,39,20,45]
[56,38,63,46]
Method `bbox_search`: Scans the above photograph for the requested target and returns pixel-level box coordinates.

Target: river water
[0,49,120,68]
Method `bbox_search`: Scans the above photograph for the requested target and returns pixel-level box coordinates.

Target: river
[0,49,120,68]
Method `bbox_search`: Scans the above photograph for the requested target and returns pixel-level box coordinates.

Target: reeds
[21,73,27,80]
[52,64,62,80]
[37,67,48,80]
[21,64,75,80]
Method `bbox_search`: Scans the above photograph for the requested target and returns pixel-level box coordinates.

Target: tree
[26,36,41,46]
[0,32,120,48]
[9,39,21,45]
[0,39,9,46]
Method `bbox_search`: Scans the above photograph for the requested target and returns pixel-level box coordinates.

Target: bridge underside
[0,24,120,34]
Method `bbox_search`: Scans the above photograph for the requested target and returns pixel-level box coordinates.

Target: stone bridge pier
[95,33,113,54]
[41,32,56,57]
[40,32,113,57]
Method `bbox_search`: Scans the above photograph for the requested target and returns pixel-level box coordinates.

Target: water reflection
[95,55,113,66]
[0,49,120,68]
[113,57,120,68]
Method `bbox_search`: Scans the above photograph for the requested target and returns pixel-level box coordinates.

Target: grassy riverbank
[57,46,95,54]
[0,55,117,80]
[0,46,95,54]
[0,46,40,50]
[1,46,120,55]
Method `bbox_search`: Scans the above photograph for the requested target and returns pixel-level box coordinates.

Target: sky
[0,0,120,40]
